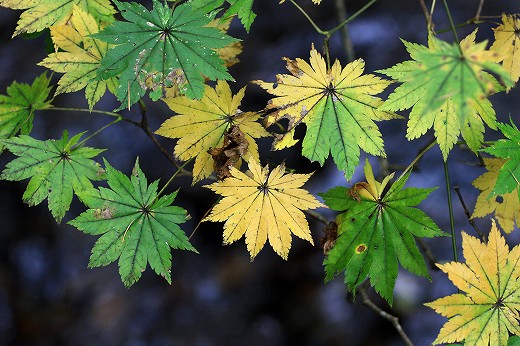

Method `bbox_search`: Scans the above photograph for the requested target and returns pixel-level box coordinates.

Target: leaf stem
[333,0,355,62]
[442,0,463,54]
[328,0,378,36]
[443,160,458,262]
[287,0,326,35]
[43,106,121,118]
[74,118,122,148]
[399,138,437,179]
[156,159,192,199]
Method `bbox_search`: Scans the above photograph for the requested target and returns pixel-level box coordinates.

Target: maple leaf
[472,157,520,234]
[426,221,520,345]
[190,0,256,32]
[93,0,237,109]
[156,80,270,184]
[320,159,444,304]
[1,131,105,223]
[70,159,196,287]
[203,159,324,260]
[38,6,117,109]
[483,121,520,199]
[491,14,520,84]
[0,0,115,37]
[253,46,398,179]
[379,30,513,160]
[0,73,52,151]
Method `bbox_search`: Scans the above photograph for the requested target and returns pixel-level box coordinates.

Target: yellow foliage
[204,159,324,260]
[491,14,520,84]
[472,157,520,233]
[426,221,520,345]
[156,81,269,184]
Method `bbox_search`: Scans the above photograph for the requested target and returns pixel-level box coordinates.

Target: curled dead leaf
[208,126,249,180]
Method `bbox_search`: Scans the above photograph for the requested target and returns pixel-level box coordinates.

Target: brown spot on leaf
[208,126,249,180]
[355,244,367,254]
[320,221,338,255]
[93,207,114,220]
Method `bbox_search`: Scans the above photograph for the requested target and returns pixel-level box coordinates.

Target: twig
[304,209,329,225]
[444,160,458,262]
[358,283,414,346]
[333,0,355,62]
[475,0,484,21]
[453,186,486,242]
[416,238,439,270]
[418,0,433,32]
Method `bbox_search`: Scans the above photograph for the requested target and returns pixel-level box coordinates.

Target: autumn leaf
[93,0,237,109]
[253,45,398,179]
[483,120,520,199]
[472,157,520,234]
[70,159,196,287]
[426,221,520,345]
[320,159,444,304]
[0,73,52,151]
[0,0,115,37]
[156,80,270,184]
[203,159,324,260]
[1,131,105,223]
[39,6,117,109]
[379,30,513,160]
[491,14,520,84]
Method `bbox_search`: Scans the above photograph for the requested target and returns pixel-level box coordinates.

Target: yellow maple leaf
[425,221,520,345]
[156,81,270,184]
[253,45,397,178]
[0,0,115,37]
[491,14,520,84]
[38,6,116,109]
[204,159,325,260]
[472,157,520,233]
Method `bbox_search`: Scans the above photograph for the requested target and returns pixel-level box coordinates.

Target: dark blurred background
[1,0,519,345]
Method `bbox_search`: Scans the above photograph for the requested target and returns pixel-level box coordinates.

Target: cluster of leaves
[0,0,520,344]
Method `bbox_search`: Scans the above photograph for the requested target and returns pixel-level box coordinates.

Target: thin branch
[329,0,378,36]
[416,238,439,271]
[358,283,414,346]
[287,0,326,35]
[333,0,355,62]
[453,186,486,242]
[304,209,329,225]
[418,0,433,32]
[444,161,458,262]
[475,0,484,21]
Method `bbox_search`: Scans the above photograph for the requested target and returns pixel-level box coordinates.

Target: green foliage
[1,131,105,222]
[379,31,513,160]
[191,0,256,32]
[0,73,52,151]
[93,0,237,109]
[320,160,444,304]
[483,120,520,198]
[70,159,196,287]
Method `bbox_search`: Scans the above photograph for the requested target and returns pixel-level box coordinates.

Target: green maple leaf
[0,0,115,37]
[1,131,105,223]
[483,120,520,199]
[70,159,196,287]
[0,73,52,151]
[379,30,513,160]
[190,0,256,32]
[93,0,237,109]
[320,159,444,304]
[38,6,117,109]
[253,46,398,179]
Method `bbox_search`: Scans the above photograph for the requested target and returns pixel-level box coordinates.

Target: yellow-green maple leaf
[156,81,270,184]
[38,6,116,109]
[380,30,512,160]
[472,157,520,233]
[204,159,324,260]
[253,45,398,179]
[491,14,520,84]
[0,0,115,37]
[426,221,520,345]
